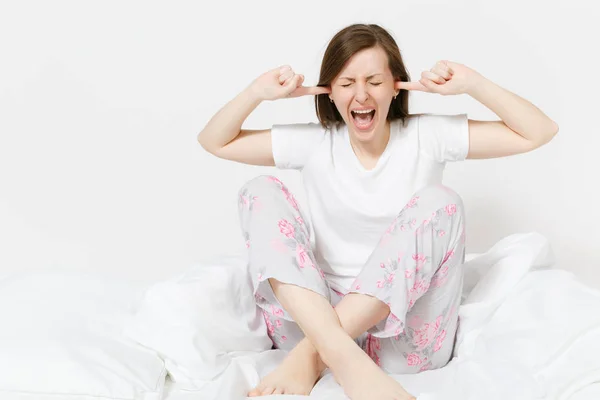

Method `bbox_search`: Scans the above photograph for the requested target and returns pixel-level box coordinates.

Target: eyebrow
[339,74,383,81]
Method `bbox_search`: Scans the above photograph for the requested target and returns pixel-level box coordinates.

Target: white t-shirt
[270,113,470,291]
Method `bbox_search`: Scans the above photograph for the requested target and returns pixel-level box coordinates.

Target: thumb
[282,74,302,95]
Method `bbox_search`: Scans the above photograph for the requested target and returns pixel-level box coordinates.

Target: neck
[349,120,391,162]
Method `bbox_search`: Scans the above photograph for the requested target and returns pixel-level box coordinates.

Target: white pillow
[123,252,273,390]
[0,270,167,400]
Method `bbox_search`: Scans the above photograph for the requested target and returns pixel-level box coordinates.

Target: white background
[1,0,598,287]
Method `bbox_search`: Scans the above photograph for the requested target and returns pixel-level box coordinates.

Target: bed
[1,232,599,400]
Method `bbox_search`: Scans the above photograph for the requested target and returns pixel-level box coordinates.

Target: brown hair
[315,23,411,130]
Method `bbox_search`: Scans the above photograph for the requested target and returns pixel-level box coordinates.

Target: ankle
[316,332,357,369]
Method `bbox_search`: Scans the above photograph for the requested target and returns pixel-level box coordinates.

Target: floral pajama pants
[238,175,466,374]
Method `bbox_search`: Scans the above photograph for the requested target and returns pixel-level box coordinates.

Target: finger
[422,70,446,84]
[279,70,294,84]
[294,85,331,96]
[296,74,305,87]
[419,78,439,92]
[440,60,455,75]
[395,80,428,91]
[277,65,291,74]
[431,65,452,80]
[282,74,302,95]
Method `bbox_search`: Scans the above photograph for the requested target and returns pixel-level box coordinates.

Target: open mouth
[351,109,376,130]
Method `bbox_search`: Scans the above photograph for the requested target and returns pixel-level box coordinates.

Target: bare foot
[327,336,417,400]
[248,339,327,396]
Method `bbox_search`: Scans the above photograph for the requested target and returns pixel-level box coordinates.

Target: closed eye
[340,82,383,87]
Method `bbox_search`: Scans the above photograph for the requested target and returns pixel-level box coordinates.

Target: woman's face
[329,46,398,143]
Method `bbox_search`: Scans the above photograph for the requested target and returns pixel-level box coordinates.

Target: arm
[397,60,559,160]
[465,75,559,159]
[197,86,275,166]
[197,65,330,166]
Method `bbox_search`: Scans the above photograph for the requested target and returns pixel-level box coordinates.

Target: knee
[238,175,285,197]
[410,184,465,215]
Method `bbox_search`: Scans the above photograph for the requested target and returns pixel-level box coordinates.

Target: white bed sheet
[153,232,600,400]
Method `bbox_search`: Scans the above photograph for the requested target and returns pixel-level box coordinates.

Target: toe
[247,386,262,397]
[261,387,275,396]
[272,387,284,395]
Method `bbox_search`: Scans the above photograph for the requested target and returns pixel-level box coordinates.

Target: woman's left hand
[395,60,483,96]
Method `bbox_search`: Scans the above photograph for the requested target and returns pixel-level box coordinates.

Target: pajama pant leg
[238,175,332,351]
[350,184,466,374]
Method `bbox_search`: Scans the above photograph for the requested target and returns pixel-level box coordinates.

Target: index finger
[395,80,427,91]
[295,86,331,96]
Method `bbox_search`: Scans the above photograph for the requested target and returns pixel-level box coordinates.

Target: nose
[354,83,369,103]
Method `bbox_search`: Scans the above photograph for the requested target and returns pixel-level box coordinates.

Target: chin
[348,117,381,142]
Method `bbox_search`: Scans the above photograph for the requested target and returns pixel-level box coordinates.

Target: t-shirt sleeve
[417,113,470,162]
[271,122,328,170]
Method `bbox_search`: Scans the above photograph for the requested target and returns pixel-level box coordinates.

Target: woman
[198,23,558,400]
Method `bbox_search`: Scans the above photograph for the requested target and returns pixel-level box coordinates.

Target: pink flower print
[419,362,432,372]
[365,334,381,366]
[441,249,455,266]
[413,324,432,351]
[295,216,304,225]
[412,253,426,263]
[384,221,396,235]
[432,275,448,288]
[422,218,431,225]
[315,266,325,279]
[380,262,386,268]
[408,298,415,309]
[281,335,287,341]
[257,272,263,281]
[407,196,419,208]
[409,218,417,228]
[407,353,423,366]
[434,315,443,331]
[438,230,446,237]
[240,194,249,207]
[434,329,447,352]
[295,244,313,268]
[440,265,449,275]
[400,225,407,231]
[354,282,361,290]
[445,204,457,216]
[281,187,299,211]
[387,272,396,283]
[411,278,431,295]
[270,305,284,317]
[267,176,283,186]
[275,320,283,328]
[245,240,250,248]
[278,219,295,238]
[263,312,275,335]
[376,280,384,288]
[405,270,413,279]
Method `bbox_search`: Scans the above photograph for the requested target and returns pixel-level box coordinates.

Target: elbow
[197,133,221,156]
[545,121,560,143]
[197,132,212,152]
[538,121,559,147]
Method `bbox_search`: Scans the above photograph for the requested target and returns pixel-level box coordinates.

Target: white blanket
[126,232,600,400]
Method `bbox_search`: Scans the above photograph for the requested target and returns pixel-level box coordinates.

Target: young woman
[198,23,558,400]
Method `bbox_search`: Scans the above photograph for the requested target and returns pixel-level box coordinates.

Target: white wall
[1,0,598,287]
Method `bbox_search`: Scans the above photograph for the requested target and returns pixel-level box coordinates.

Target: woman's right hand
[248,65,331,101]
